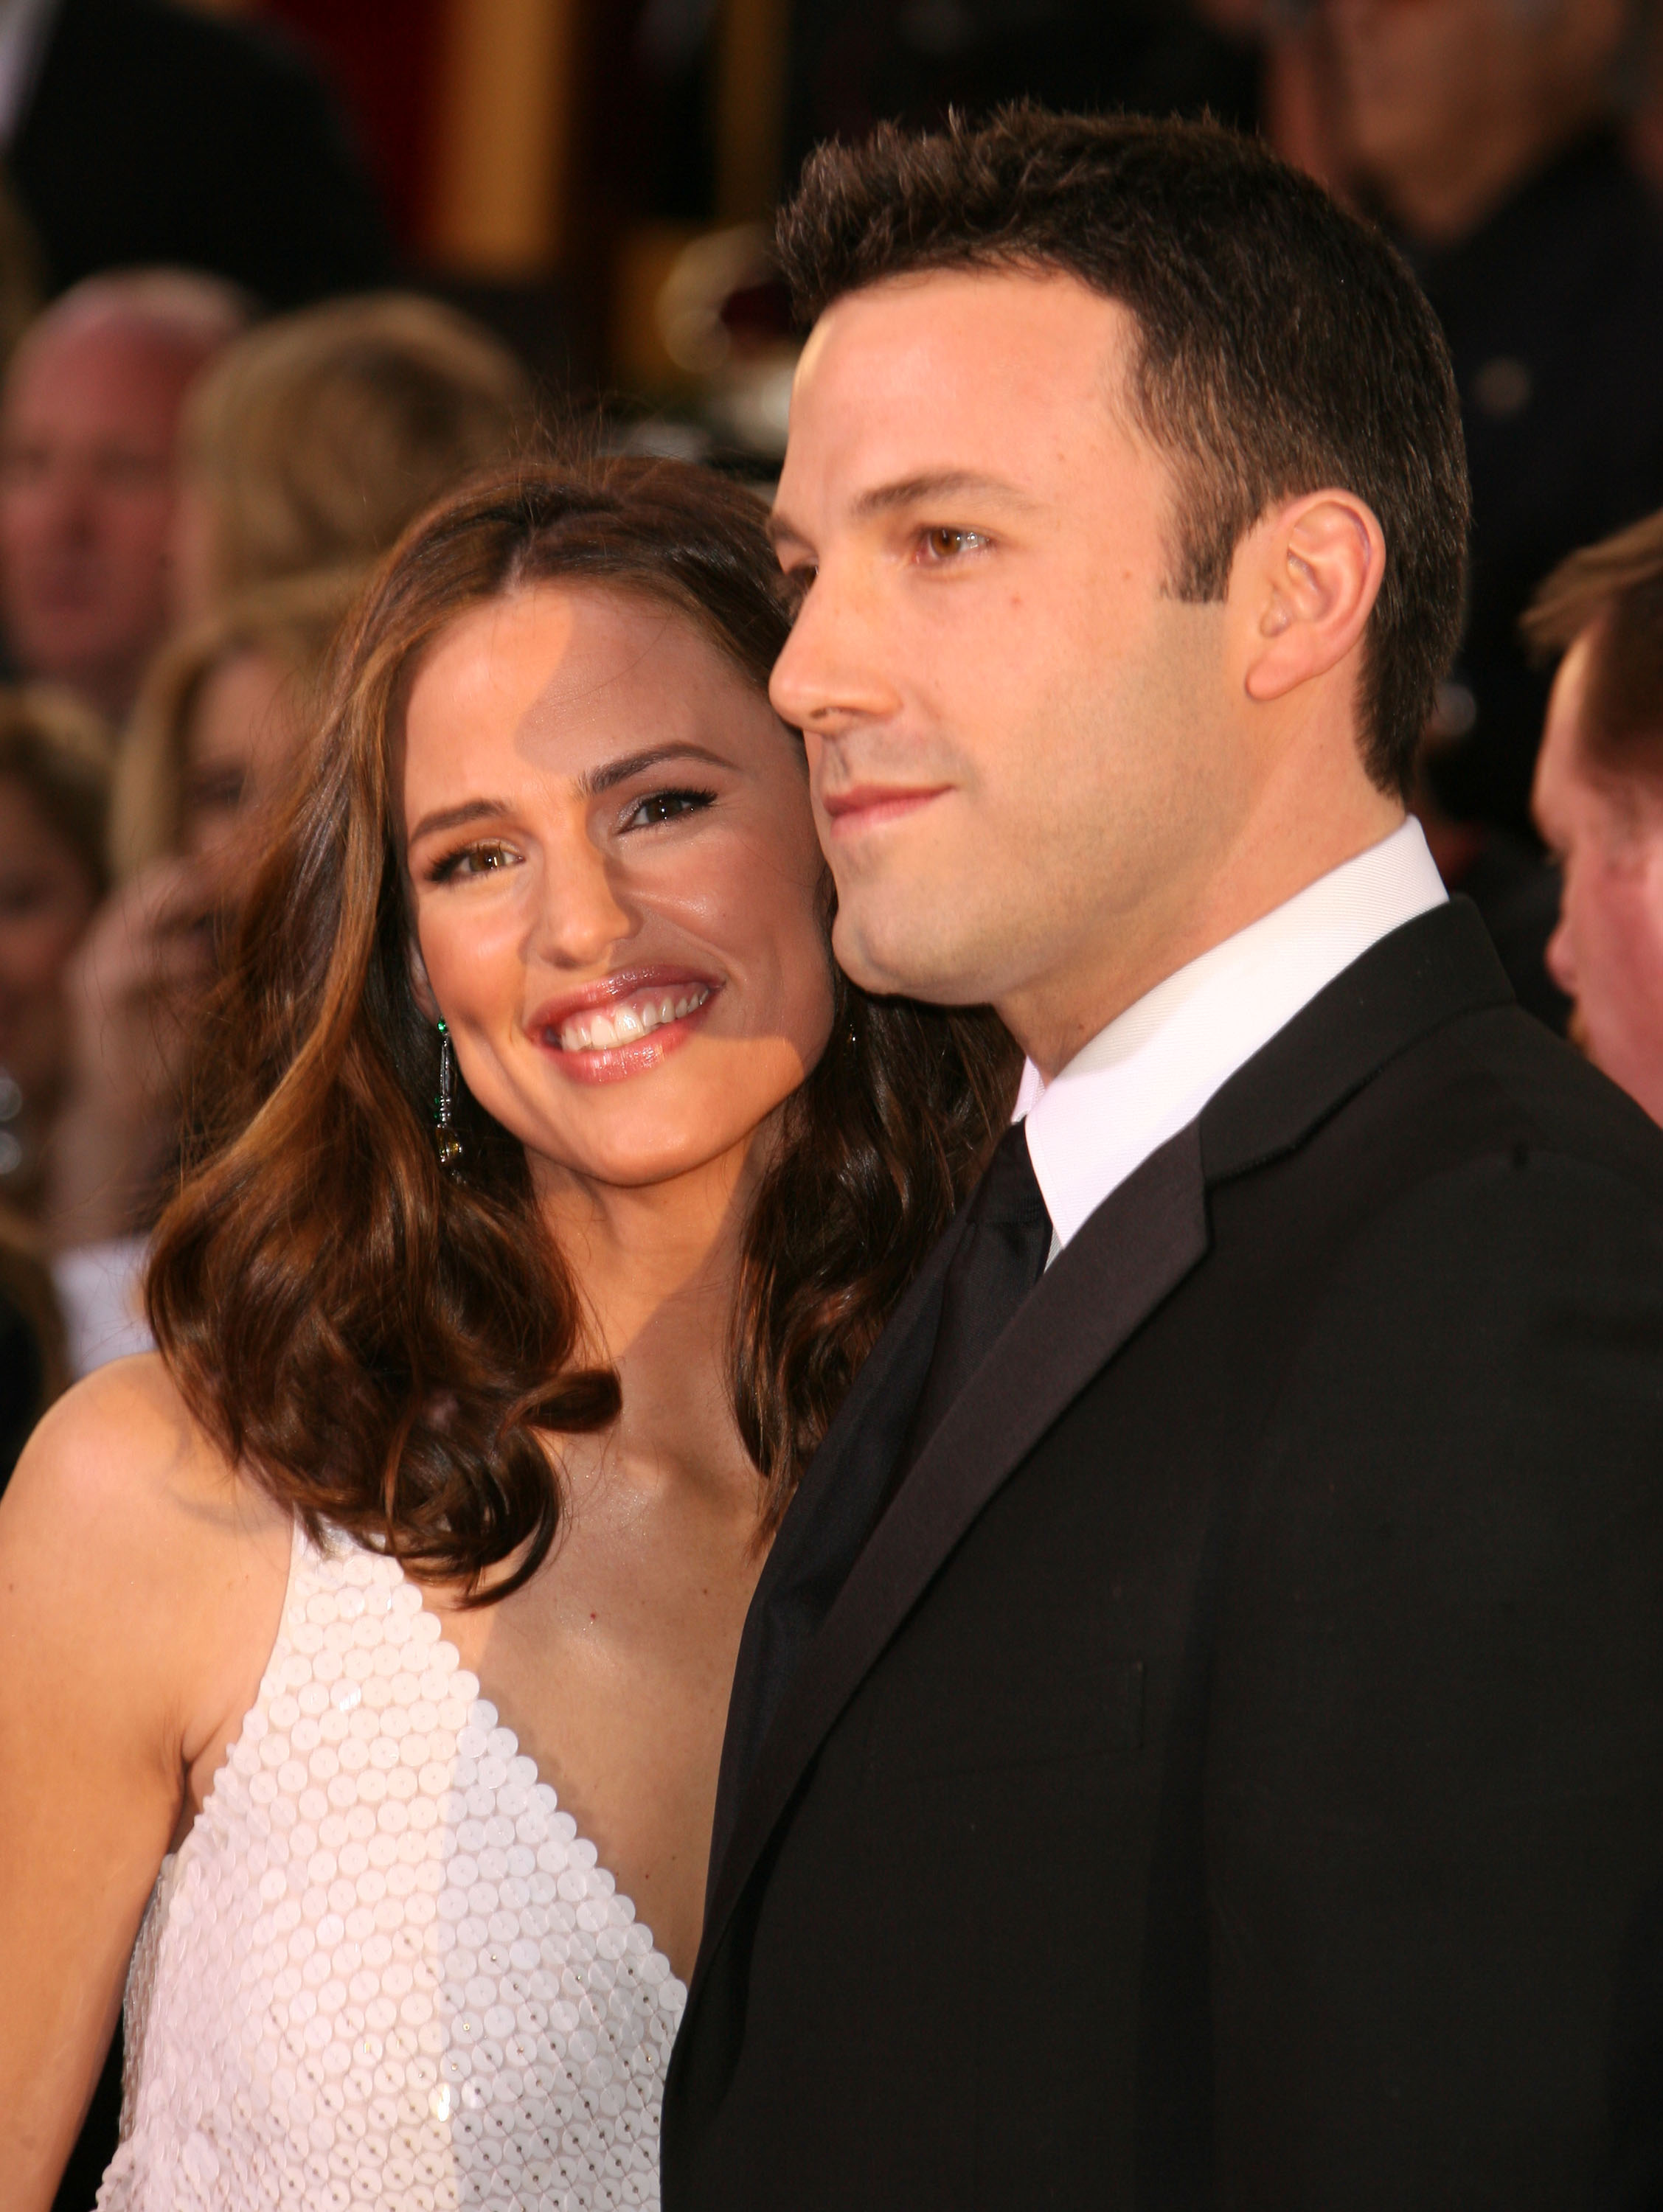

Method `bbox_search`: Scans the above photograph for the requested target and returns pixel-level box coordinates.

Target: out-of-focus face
[769,267,1234,1049]
[1323,0,1625,236]
[183,646,300,886]
[168,473,221,627]
[0,313,204,719]
[0,775,100,1104]
[1534,627,1663,1122]
[402,584,834,1198]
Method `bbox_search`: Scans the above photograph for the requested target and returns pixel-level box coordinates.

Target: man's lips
[818,782,951,831]
[527,967,720,1083]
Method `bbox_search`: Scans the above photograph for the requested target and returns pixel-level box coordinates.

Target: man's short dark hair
[776,107,1470,796]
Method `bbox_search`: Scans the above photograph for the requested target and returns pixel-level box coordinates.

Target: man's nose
[769,565,902,736]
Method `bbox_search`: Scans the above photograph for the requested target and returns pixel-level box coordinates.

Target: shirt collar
[1016,818,1448,1253]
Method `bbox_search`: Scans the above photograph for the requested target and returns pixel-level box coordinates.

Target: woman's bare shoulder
[0,1352,291,1674]
[10,1351,277,1526]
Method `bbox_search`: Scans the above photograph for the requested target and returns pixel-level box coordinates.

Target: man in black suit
[7,0,391,307]
[660,111,1663,2208]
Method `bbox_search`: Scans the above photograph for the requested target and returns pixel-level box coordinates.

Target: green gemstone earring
[434,1019,465,1170]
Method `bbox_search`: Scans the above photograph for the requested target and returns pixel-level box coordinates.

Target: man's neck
[1004,793,1406,1079]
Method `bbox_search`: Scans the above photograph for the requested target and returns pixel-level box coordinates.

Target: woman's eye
[920,526,989,563]
[430,839,520,882]
[620,787,716,832]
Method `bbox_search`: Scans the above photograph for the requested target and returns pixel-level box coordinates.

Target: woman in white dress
[0,459,1017,2211]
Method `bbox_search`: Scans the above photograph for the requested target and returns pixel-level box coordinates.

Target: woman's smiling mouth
[556,982,711,1052]
[529,969,721,1082]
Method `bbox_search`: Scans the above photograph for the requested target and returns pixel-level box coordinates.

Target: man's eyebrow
[850,469,1038,518]
[769,469,1037,551]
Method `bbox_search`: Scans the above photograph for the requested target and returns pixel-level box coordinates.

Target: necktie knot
[977,1119,1052,1241]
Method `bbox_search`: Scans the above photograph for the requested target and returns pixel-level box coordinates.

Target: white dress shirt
[1016,818,1448,1257]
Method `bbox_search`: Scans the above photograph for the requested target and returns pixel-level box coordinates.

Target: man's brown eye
[924,528,985,560]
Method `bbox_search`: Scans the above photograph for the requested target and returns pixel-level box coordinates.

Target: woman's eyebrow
[579,741,732,796]
[407,744,735,842]
[407,798,507,844]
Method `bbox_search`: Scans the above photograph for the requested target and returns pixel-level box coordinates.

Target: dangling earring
[434,1019,465,1170]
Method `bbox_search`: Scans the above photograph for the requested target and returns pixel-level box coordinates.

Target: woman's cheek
[417,897,524,1019]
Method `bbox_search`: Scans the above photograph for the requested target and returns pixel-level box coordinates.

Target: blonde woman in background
[170,293,535,621]
[48,571,360,1371]
[111,566,364,886]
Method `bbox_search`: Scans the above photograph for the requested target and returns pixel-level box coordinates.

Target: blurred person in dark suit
[0,271,244,723]
[0,0,392,307]
[1314,0,1663,843]
[1529,509,1663,1121]
[1525,512,1663,2212]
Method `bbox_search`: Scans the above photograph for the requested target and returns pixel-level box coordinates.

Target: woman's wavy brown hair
[147,458,1019,1599]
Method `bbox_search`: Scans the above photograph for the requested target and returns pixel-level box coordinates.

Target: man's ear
[408,936,440,1023]
[1237,490,1385,704]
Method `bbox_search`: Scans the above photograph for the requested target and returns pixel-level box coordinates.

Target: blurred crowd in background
[10,1,1663,2199]
[7,0,1663,1573]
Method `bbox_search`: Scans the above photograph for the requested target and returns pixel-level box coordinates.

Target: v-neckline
[402,1553,683,1992]
[171,1518,685,2003]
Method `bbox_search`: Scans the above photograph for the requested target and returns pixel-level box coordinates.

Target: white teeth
[556,984,712,1053]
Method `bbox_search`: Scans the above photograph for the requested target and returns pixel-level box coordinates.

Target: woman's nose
[539,838,639,967]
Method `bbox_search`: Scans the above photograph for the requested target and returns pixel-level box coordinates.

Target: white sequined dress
[96,1522,686,2211]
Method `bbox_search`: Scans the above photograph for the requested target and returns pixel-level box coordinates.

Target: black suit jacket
[662,901,1663,2211]
[9,0,392,307]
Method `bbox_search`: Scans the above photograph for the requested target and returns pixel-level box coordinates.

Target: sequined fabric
[97,1524,684,2211]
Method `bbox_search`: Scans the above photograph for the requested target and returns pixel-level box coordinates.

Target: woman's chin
[527,1127,757,1196]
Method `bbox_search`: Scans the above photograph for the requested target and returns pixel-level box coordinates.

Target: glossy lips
[529,969,719,1084]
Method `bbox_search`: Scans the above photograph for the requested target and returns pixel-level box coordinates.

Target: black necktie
[878,1119,1054,1519]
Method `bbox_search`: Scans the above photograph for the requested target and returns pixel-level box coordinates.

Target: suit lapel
[698,1120,1209,1980]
